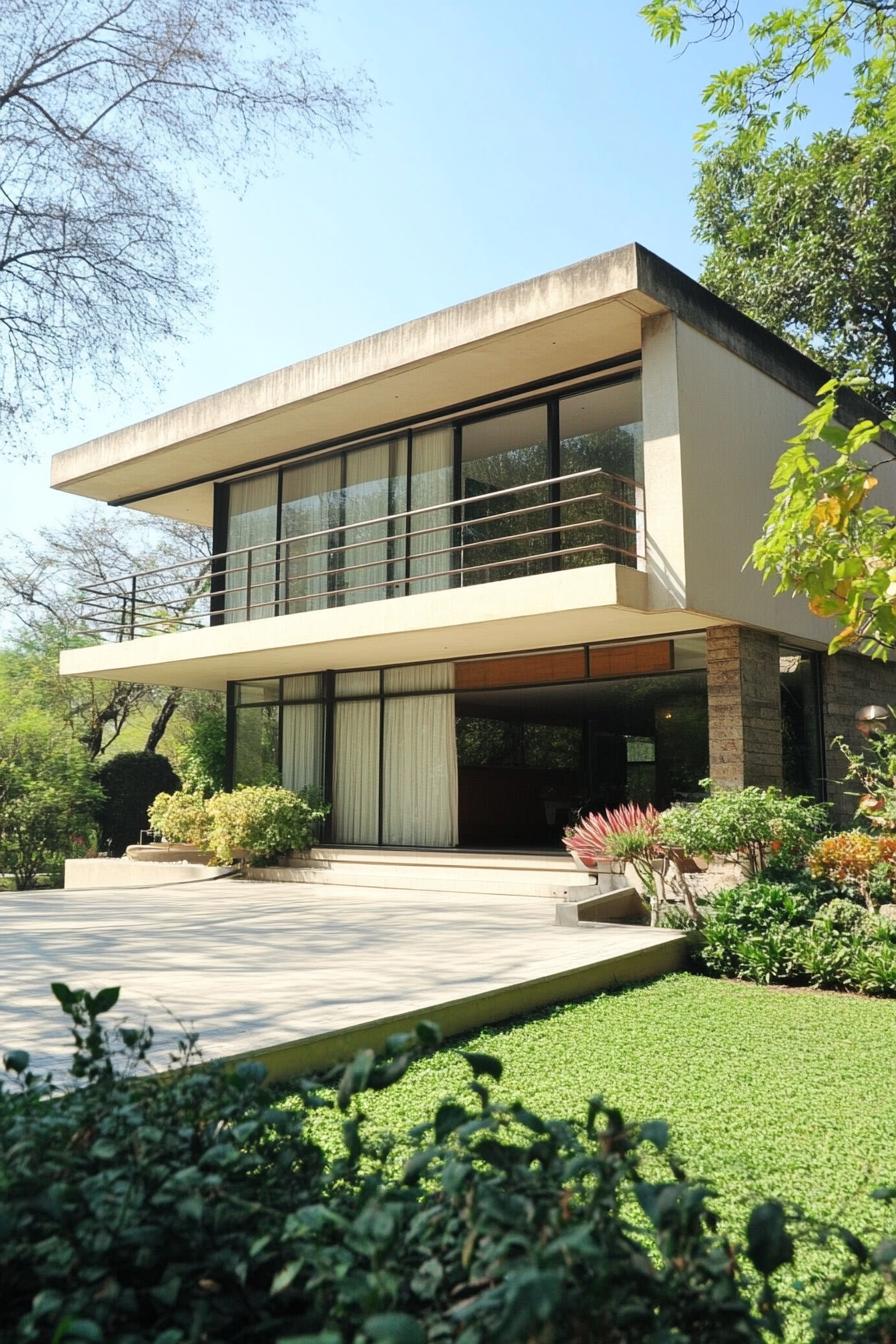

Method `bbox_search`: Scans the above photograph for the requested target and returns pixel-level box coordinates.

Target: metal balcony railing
[79,466,646,640]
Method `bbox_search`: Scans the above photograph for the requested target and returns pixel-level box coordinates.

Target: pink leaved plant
[563,802,663,868]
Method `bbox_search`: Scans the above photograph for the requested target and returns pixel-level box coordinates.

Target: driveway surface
[2,878,679,1076]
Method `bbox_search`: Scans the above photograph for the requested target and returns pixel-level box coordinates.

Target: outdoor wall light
[855,704,891,737]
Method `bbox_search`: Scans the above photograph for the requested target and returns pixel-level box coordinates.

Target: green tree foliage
[4,984,896,1341]
[95,751,180,856]
[642,2,896,407]
[0,710,101,888]
[0,0,369,456]
[694,131,896,410]
[660,780,828,874]
[641,2,896,157]
[750,380,896,656]
[175,705,227,795]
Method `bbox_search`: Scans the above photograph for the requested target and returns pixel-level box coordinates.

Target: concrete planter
[126,842,216,865]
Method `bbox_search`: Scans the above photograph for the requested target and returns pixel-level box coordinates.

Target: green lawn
[298,973,896,1302]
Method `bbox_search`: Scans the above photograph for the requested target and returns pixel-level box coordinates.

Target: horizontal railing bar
[275,539,638,610]
[81,488,639,604]
[279,513,639,588]
[84,533,638,635]
[80,466,640,591]
[115,511,639,609]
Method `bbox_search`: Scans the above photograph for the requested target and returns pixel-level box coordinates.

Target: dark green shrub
[813,898,867,935]
[851,938,896,996]
[710,875,831,934]
[95,750,180,855]
[795,926,856,990]
[699,876,896,996]
[7,985,895,1342]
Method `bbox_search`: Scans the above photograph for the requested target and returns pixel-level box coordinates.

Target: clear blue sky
[5,0,764,539]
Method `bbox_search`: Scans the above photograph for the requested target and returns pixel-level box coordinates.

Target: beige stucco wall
[641,313,687,612]
[666,318,887,646]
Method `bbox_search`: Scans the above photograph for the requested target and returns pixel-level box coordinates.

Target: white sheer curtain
[409,427,454,593]
[382,662,458,847]
[281,703,325,796]
[343,443,396,605]
[281,456,342,613]
[224,474,279,622]
[332,670,380,844]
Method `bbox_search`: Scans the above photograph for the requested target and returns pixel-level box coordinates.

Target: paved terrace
[1,879,683,1081]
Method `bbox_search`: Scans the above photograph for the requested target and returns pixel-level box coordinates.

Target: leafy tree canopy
[641,1,896,157]
[642,2,896,408]
[695,130,896,410]
[751,379,896,657]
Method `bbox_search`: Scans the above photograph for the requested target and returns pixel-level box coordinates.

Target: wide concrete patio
[1,878,684,1080]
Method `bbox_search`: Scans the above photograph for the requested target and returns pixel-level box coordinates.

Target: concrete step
[555,886,646,926]
[246,847,630,900]
[247,862,597,899]
[301,846,604,874]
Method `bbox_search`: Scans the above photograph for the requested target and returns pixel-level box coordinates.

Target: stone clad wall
[706,626,783,789]
[821,651,896,826]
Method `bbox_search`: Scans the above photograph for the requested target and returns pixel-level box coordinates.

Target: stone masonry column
[706,626,783,789]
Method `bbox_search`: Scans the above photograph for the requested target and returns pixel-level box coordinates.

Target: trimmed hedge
[95,751,180,855]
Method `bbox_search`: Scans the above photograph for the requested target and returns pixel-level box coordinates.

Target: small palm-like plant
[564,803,671,925]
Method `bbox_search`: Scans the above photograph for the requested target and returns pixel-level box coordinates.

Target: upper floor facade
[52,243,892,692]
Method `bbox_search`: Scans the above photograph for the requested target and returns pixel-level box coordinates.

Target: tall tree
[693,131,896,409]
[642,1,896,407]
[642,1,896,157]
[0,0,369,456]
[0,508,211,756]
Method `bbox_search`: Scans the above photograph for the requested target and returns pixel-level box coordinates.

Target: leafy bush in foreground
[0,715,101,888]
[2,987,896,1343]
[148,788,212,847]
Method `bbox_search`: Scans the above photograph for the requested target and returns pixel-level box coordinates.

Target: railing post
[634,483,647,572]
[130,575,137,640]
[245,548,253,622]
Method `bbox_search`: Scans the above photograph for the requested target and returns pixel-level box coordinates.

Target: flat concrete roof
[49,242,886,527]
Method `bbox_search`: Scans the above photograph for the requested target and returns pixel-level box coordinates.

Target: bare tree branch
[0,507,211,756]
[0,0,371,457]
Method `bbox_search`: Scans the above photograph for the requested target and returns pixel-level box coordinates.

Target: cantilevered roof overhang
[52,241,882,529]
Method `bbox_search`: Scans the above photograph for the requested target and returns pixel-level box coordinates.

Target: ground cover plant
[286,973,896,1340]
[3,978,896,1342]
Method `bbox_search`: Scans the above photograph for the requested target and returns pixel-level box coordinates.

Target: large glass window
[225,475,278,622]
[217,374,644,621]
[281,458,342,614]
[341,439,408,605]
[559,381,643,570]
[460,404,549,585]
[229,636,707,853]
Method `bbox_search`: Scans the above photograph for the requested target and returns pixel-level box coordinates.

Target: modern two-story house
[52,244,896,850]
